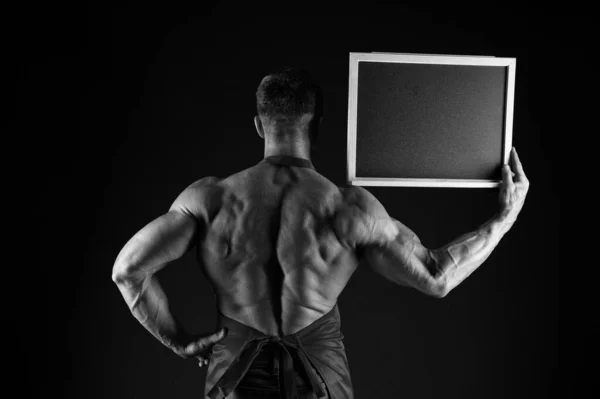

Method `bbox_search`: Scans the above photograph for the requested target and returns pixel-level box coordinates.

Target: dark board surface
[356,61,508,180]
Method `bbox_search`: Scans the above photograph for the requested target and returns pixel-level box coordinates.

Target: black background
[22,1,570,398]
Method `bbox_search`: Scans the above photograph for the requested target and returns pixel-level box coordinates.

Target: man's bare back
[112,66,529,397]
[113,150,527,398]
[177,158,361,336]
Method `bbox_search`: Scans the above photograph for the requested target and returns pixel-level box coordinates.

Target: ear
[254,116,264,139]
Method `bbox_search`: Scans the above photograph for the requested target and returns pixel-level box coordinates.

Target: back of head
[256,67,323,130]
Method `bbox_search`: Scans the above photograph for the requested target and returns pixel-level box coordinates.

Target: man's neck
[263,139,311,161]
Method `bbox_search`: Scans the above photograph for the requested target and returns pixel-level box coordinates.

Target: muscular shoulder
[334,186,399,248]
[341,186,389,218]
[169,176,223,222]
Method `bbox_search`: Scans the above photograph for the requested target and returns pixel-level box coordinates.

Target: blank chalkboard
[347,53,516,187]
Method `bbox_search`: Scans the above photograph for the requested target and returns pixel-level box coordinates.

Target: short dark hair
[256,67,322,125]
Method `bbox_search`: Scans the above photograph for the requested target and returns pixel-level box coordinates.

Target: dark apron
[204,304,353,399]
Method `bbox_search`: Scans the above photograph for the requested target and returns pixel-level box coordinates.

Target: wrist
[151,326,191,356]
[491,210,514,235]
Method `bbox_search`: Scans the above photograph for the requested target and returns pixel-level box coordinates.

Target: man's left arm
[359,148,529,297]
[112,177,226,364]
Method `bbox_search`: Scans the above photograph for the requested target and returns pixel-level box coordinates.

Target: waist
[206,304,345,398]
[237,342,325,390]
[216,303,342,341]
[218,298,339,337]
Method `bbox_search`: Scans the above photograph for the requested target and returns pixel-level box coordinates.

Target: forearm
[432,213,513,294]
[114,272,187,353]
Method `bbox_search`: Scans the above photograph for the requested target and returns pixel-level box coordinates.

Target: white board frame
[347,52,516,188]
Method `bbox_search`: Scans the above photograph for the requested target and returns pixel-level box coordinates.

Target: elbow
[112,269,126,285]
[111,265,128,285]
[429,282,449,298]
[112,246,146,284]
[416,278,449,298]
[425,253,449,298]
[427,268,450,298]
[111,259,138,285]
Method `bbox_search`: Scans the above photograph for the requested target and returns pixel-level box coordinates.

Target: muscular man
[112,67,529,398]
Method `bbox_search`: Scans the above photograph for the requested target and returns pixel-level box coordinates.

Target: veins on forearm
[435,220,501,289]
[121,275,184,351]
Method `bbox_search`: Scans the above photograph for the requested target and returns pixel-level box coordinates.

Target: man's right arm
[342,148,529,297]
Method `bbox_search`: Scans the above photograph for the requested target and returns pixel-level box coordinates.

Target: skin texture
[112,115,529,368]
